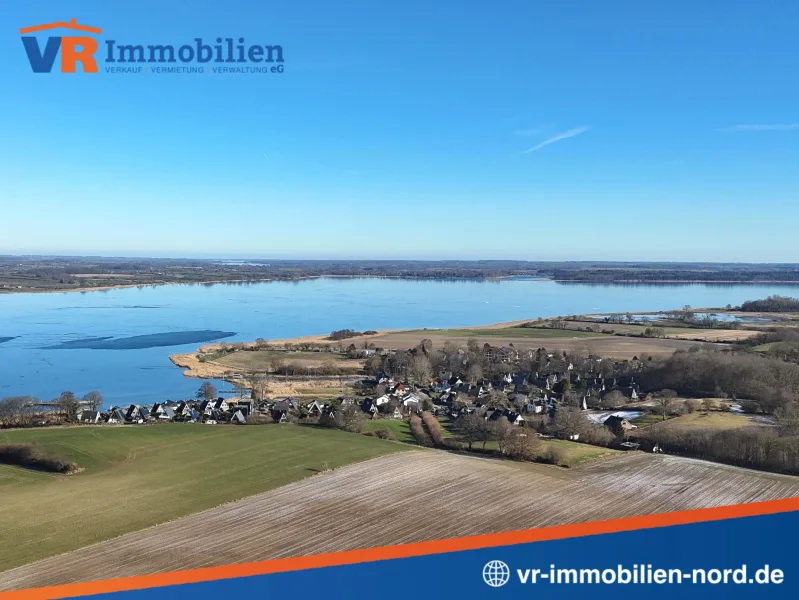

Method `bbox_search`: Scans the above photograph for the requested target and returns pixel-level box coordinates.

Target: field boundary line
[3,497,797,599]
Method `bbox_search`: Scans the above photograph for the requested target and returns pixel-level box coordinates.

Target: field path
[1,451,798,590]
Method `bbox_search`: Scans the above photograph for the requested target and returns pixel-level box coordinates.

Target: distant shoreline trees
[739,295,799,313]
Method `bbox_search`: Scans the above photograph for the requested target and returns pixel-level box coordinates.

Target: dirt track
[2,451,797,591]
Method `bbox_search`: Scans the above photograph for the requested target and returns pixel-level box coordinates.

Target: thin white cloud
[521,126,589,154]
[717,123,799,132]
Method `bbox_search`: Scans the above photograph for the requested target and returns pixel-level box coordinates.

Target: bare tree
[485,389,509,409]
[549,406,589,439]
[365,355,383,375]
[601,390,626,409]
[196,381,217,401]
[334,404,366,433]
[466,362,483,384]
[82,391,104,411]
[775,401,799,437]
[251,378,270,403]
[655,389,678,420]
[408,354,433,385]
[57,391,79,422]
[493,416,515,455]
[0,396,37,427]
[506,429,541,461]
[454,413,484,450]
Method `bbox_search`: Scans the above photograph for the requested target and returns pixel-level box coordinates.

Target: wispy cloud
[717,123,799,132]
[521,126,589,154]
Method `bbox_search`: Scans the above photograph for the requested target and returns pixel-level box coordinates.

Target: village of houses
[76,349,645,442]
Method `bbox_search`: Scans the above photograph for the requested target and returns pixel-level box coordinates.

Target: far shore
[170,306,790,383]
[4,274,799,296]
[0,277,277,296]
[0,274,526,296]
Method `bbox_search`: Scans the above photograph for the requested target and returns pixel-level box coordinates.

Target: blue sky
[1,0,797,261]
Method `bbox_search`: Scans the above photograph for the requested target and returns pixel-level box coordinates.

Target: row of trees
[639,347,799,414]
[0,391,104,427]
[640,424,799,475]
[372,340,620,388]
[739,295,799,313]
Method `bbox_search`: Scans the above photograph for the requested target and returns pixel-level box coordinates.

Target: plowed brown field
[2,451,797,591]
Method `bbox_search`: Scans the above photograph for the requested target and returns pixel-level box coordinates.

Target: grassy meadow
[409,326,603,339]
[362,417,619,466]
[0,424,402,571]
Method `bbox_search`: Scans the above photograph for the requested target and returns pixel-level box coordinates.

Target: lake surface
[1,278,797,406]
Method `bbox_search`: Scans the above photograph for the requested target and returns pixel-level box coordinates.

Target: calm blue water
[0,278,796,406]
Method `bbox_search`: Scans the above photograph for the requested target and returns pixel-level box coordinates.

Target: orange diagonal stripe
[1,497,797,599]
[19,21,102,35]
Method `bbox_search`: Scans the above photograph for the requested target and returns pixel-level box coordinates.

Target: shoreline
[0,277,278,296]
[554,279,799,284]
[0,274,521,296]
[169,306,784,382]
[4,274,799,296]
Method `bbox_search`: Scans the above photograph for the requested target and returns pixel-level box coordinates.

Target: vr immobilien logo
[20,18,286,74]
[20,18,101,73]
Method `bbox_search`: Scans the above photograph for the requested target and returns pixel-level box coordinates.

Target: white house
[525,400,544,414]
[374,394,392,407]
[306,400,326,416]
[77,410,101,424]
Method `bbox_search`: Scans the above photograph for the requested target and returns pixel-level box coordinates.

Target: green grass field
[363,419,415,443]
[630,412,670,427]
[0,424,401,571]
[642,411,760,431]
[453,436,618,466]
[540,439,619,465]
[410,327,603,339]
[362,417,619,467]
[752,341,799,353]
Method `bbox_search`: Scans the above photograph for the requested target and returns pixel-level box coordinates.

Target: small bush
[442,438,463,450]
[740,400,761,414]
[0,444,77,473]
[582,426,615,446]
[540,446,567,466]
[366,427,397,441]
[686,399,703,413]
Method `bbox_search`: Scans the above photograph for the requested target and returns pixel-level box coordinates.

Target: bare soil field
[359,330,717,359]
[523,321,760,342]
[664,329,758,341]
[641,411,772,431]
[2,451,797,591]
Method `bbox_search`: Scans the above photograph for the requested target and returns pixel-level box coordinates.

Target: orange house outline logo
[20,18,102,73]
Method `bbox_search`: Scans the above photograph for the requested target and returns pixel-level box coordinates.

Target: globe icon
[483,560,510,587]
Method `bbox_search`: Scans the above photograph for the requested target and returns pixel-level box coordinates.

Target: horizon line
[1,253,799,266]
